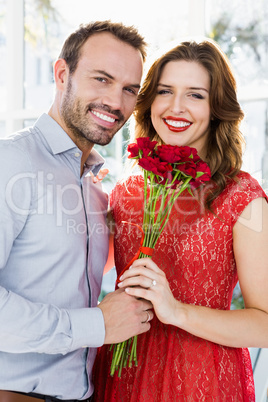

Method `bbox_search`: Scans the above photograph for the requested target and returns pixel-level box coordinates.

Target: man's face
[60,32,143,147]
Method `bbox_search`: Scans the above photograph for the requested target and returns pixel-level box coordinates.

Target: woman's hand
[118,257,182,326]
[90,168,109,183]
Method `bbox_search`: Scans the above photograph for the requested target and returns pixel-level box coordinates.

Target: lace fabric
[93,171,266,401]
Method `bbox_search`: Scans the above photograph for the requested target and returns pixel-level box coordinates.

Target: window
[207,0,268,193]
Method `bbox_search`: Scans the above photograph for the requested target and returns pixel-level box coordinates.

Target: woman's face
[151,60,211,159]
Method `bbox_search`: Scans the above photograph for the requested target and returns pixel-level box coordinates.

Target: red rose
[196,160,211,182]
[127,137,158,159]
[157,145,183,163]
[190,160,211,189]
[157,145,199,164]
[177,146,199,162]
[138,156,172,178]
[136,137,157,150]
[127,143,139,158]
[177,160,197,178]
[137,137,158,157]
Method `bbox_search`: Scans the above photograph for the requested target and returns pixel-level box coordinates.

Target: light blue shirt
[0,113,108,400]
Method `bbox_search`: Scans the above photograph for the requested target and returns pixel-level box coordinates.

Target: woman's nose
[170,95,186,114]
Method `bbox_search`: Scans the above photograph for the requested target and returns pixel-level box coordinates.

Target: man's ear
[53,58,69,90]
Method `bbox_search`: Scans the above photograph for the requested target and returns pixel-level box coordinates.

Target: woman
[93,39,268,401]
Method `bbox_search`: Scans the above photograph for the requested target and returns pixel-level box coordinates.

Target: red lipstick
[163,116,192,132]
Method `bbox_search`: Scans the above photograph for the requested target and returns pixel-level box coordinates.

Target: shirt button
[74,152,80,157]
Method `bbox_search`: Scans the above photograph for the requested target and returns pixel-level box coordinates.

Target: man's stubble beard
[61,79,125,147]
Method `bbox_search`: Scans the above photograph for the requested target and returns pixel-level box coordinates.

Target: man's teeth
[165,119,191,128]
[92,110,116,123]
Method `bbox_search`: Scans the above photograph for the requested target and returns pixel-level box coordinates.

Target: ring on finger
[150,279,157,287]
[143,310,150,323]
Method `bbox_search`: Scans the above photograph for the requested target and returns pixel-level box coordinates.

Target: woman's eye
[157,89,171,95]
[191,93,204,99]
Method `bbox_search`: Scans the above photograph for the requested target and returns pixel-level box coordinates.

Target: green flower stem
[143,170,148,226]
[151,171,180,229]
[156,177,192,240]
[128,335,138,367]
[145,180,174,248]
[147,175,192,248]
[110,341,125,376]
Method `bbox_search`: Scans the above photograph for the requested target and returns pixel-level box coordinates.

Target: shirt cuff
[68,307,105,351]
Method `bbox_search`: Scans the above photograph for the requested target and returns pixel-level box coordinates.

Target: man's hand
[97,288,153,344]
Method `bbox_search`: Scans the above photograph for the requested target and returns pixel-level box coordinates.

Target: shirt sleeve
[0,141,105,354]
[0,141,34,270]
[0,288,105,354]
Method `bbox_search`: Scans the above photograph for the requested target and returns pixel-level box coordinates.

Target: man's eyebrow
[93,69,114,80]
[131,84,141,90]
[93,69,140,89]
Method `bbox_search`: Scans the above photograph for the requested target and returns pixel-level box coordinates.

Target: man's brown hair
[58,20,147,74]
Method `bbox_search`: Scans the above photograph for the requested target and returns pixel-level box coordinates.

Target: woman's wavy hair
[133,39,245,209]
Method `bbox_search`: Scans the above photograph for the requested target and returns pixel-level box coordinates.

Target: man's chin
[91,132,117,146]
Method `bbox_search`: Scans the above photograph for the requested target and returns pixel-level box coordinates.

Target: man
[0,21,152,402]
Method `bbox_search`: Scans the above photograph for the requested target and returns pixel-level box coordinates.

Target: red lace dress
[93,171,267,402]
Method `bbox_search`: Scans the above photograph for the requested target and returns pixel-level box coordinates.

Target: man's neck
[48,107,94,177]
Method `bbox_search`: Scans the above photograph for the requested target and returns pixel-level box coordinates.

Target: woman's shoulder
[230,171,266,197]
[219,171,267,205]
[214,171,267,224]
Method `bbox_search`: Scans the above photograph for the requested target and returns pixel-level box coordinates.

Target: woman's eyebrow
[157,83,209,93]
[190,86,209,93]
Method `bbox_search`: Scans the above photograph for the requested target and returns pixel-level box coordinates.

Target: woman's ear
[53,58,69,91]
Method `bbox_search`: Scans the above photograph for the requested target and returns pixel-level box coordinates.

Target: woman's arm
[118,197,268,348]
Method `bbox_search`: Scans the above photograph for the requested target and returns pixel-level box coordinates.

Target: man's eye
[95,77,107,83]
[125,87,137,95]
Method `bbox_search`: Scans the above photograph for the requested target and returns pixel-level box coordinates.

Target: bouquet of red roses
[110,137,211,377]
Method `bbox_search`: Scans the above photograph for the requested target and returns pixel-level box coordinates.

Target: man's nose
[102,86,124,113]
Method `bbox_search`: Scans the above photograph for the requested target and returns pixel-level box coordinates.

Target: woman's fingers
[91,168,109,183]
[131,258,163,274]
[118,274,158,290]
[119,258,165,283]
[118,259,166,292]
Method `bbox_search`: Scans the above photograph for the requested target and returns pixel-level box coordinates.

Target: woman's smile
[163,116,192,132]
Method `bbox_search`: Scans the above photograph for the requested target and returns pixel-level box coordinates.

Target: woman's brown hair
[134,39,245,209]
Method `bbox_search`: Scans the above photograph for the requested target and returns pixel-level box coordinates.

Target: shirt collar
[35,113,105,175]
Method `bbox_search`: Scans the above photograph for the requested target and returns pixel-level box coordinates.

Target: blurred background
[0,0,267,399]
